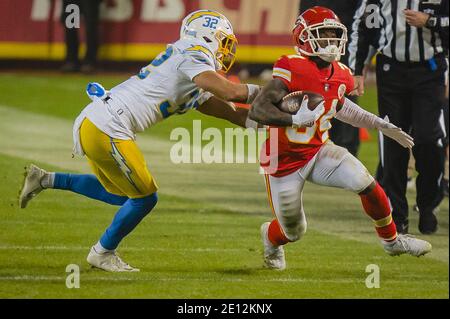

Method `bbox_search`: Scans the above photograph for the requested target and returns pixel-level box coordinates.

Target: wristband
[245,117,259,129]
[426,15,437,28]
[246,84,261,104]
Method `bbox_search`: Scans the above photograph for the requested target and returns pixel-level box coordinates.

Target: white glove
[86,82,110,101]
[291,96,325,128]
[379,116,414,148]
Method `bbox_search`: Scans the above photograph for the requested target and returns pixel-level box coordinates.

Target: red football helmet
[292,6,347,62]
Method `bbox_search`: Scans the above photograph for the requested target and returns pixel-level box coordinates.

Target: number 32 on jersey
[286,99,338,144]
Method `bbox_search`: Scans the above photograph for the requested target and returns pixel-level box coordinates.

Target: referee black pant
[61,0,102,66]
[376,53,446,228]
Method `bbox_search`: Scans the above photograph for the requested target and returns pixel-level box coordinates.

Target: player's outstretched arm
[249,78,293,126]
[193,71,260,104]
[197,96,250,128]
[336,97,414,148]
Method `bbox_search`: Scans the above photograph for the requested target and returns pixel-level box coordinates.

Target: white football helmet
[180,10,237,73]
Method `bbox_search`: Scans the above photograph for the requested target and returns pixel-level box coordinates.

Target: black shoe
[81,63,96,74]
[60,62,79,73]
[419,210,438,235]
[396,221,409,234]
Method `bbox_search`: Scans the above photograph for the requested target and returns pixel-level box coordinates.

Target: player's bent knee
[278,189,302,217]
[130,192,158,215]
[351,171,374,194]
[342,156,374,193]
[283,218,307,242]
[359,180,376,195]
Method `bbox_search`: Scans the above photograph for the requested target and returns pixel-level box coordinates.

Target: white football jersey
[72,38,216,154]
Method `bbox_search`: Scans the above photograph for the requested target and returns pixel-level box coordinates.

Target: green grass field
[0,72,448,298]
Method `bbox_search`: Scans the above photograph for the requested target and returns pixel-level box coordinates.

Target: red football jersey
[262,54,355,177]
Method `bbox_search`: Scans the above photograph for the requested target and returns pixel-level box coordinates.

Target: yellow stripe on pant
[79,118,158,198]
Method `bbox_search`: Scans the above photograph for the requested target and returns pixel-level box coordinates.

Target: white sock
[93,241,113,254]
[40,172,55,188]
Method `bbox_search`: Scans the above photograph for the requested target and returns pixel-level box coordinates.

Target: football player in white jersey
[18,10,260,272]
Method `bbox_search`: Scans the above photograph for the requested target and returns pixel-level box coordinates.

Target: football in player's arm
[249,78,327,128]
[250,64,413,149]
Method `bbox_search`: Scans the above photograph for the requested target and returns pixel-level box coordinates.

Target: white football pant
[264,141,375,242]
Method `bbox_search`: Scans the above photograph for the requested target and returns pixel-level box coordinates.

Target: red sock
[268,219,290,246]
[360,182,397,242]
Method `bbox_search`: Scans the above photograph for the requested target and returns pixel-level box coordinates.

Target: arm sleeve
[177,49,216,81]
[335,97,385,129]
[272,55,292,91]
[348,0,380,75]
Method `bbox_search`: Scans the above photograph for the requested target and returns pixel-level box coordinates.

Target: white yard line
[0,275,361,284]
[0,245,245,252]
[1,274,445,285]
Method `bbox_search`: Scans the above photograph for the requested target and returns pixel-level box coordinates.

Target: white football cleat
[87,246,140,272]
[261,222,286,270]
[18,164,48,209]
[383,234,432,257]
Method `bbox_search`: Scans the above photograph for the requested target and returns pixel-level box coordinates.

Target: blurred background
[0,0,298,75]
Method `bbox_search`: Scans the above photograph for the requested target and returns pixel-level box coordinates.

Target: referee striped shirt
[348,0,449,75]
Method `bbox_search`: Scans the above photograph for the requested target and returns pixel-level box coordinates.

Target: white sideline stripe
[1,275,444,284]
[0,275,359,284]
[0,245,244,252]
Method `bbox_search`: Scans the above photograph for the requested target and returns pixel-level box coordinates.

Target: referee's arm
[432,0,449,44]
[348,0,380,95]
[431,0,449,36]
[404,1,448,33]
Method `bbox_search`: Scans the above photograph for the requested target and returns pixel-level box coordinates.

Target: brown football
[278,91,325,114]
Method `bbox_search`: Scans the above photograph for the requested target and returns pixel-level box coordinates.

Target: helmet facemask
[214,31,237,73]
[298,20,347,62]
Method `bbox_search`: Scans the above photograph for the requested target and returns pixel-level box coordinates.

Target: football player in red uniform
[249,7,432,270]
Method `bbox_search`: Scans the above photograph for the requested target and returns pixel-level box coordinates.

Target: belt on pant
[378,53,445,69]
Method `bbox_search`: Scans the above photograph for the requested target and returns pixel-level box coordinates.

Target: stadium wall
[0,0,298,63]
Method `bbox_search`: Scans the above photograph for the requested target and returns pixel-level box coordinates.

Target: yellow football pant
[79,118,158,198]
